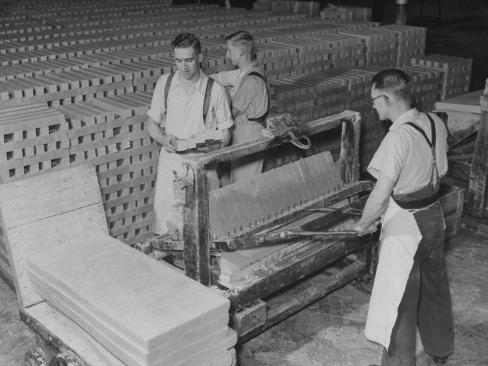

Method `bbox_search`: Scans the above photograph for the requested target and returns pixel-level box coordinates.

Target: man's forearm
[147,119,168,146]
[355,174,395,231]
[356,189,388,229]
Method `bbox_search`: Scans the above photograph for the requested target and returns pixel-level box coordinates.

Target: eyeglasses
[369,94,388,104]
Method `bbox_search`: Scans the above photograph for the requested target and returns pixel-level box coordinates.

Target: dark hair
[171,33,201,54]
[372,68,411,103]
[225,30,255,56]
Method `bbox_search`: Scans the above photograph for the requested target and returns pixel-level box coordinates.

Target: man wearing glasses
[354,69,454,366]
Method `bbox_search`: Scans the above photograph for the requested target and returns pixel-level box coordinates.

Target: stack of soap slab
[26,233,236,366]
[435,89,483,114]
[170,129,225,152]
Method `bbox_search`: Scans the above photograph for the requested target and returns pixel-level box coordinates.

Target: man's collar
[390,108,419,131]
[239,61,258,78]
[172,70,208,94]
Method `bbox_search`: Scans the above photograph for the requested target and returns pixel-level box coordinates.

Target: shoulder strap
[405,113,437,150]
[203,77,214,122]
[405,113,440,190]
[405,121,432,148]
[247,71,265,81]
[163,73,174,113]
[245,71,270,124]
[425,112,437,150]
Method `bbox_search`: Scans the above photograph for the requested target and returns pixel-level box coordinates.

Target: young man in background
[212,30,269,183]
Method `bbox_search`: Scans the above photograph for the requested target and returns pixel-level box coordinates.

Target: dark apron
[391,112,442,260]
[393,188,444,262]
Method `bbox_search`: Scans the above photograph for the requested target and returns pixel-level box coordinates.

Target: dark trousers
[382,202,454,366]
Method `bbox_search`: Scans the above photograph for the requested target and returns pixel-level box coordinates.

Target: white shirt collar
[390,108,420,131]
[172,70,208,95]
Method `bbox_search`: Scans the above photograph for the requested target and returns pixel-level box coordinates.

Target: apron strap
[245,71,270,125]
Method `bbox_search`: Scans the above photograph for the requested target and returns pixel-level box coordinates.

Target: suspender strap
[163,73,174,113]
[163,73,214,122]
[245,71,269,125]
[425,113,437,149]
[203,78,214,122]
[248,71,265,81]
[405,113,436,153]
[401,112,440,198]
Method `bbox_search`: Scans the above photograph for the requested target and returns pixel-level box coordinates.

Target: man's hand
[162,134,177,153]
[220,128,231,148]
[352,173,393,237]
[147,119,176,152]
[353,221,380,236]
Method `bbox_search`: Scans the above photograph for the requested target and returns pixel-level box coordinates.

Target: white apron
[153,149,186,236]
[153,149,219,236]
[364,197,422,349]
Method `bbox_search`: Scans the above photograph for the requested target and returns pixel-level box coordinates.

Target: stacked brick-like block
[381,24,426,67]
[410,54,472,100]
[0,0,472,284]
[57,91,158,243]
[0,104,69,182]
[320,4,372,22]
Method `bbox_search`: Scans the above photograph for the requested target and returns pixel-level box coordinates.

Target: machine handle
[288,130,312,150]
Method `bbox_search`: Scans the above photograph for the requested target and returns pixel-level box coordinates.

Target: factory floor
[238,229,488,366]
[1,229,487,365]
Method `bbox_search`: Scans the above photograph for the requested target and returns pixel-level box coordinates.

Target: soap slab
[26,234,231,355]
[30,271,233,366]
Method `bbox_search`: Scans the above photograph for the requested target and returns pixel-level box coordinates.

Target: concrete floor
[238,229,488,366]
[1,229,487,365]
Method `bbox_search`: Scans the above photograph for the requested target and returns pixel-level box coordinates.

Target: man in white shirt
[212,31,269,183]
[147,33,233,238]
[354,69,454,366]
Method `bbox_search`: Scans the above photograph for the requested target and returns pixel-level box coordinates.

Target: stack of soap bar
[171,129,224,152]
[26,233,236,366]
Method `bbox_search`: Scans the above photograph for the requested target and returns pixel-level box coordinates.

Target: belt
[248,114,267,126]
[392,194,440,210]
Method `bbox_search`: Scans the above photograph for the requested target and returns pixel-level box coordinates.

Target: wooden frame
[466,80,488,218]
[177,110,376,339]
[180,110,362,284]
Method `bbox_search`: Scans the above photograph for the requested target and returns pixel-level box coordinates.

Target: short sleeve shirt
[213,62,268,124]
[147,71,233,139]
[368,108,448,195]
